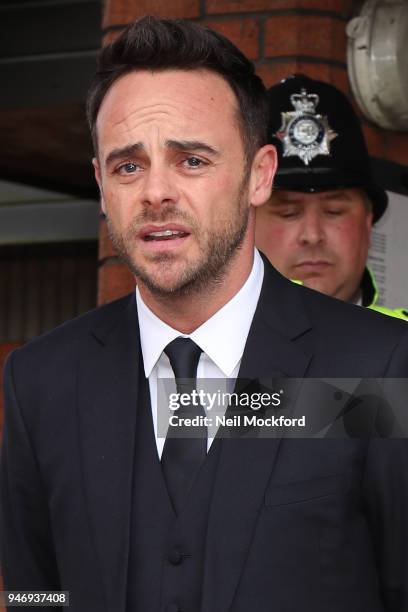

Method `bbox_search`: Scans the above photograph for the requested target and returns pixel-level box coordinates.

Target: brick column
[98,217,135,304]
[98,0,408,304]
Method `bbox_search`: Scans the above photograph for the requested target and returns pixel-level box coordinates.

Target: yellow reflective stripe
[368,305,408,321]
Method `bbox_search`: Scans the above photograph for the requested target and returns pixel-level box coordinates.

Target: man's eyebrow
[321,190,351,201]
[104,140,219,166]
[165,139,219,156]
[105,143,144,166]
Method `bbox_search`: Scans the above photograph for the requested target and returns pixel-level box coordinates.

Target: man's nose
[298,210,325,245]
[140,163,179,209]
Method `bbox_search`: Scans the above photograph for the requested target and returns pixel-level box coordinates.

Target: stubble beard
[105,189,250,299]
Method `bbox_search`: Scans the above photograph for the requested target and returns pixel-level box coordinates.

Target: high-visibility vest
[361,268,408,321]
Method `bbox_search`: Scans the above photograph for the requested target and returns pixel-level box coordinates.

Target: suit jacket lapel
[202,260,314,612]
[77,294,140,612]
[239,255,314,378]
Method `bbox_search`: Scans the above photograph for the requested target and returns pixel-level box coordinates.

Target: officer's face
[255,189,373,303]
[93,69,275,299]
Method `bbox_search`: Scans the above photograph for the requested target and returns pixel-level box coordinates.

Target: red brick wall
[98,218,135,302]
[98,0,408,304]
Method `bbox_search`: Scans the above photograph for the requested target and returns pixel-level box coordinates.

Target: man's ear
[92,157,106,215]
[248,145,277,208]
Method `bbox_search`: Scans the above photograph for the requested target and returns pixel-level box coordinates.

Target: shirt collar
[136,249,264,377]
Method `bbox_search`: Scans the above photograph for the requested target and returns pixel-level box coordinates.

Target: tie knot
[164,337,202,381]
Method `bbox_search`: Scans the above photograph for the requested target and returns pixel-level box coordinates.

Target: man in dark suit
[1,16,408,612]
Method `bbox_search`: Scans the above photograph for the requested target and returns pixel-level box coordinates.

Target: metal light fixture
[347,0,408,131]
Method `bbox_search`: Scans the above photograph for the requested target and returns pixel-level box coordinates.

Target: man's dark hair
[86,16,267,164]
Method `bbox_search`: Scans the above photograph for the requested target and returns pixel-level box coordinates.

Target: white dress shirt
[136,249,264,458]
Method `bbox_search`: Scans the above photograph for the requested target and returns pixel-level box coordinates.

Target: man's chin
[135,261,205,297]
[138,276,189,296]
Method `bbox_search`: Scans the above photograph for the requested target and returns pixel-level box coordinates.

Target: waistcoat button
[168,548,183,565]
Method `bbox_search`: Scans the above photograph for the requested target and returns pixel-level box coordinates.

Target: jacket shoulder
[261,256,407,343]
[303,281,404,323]
[7,293,135,367]
[298,280,408,344]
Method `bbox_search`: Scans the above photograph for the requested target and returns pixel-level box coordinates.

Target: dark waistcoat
[126,370,221,612]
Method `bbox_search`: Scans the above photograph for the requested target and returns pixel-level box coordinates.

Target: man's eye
[325,209,343,216]
[277,210,299,219]
[183,156,205,168]
[117,162,138,174]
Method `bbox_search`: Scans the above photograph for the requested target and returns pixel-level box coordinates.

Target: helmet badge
[274,88,338,165]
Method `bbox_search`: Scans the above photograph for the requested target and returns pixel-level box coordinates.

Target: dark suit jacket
[2,260,408,611]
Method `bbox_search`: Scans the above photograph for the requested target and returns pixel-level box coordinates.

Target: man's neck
[350,287,363,306]
[137,245,255,334]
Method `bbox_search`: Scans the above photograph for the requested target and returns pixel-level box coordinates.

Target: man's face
[93,69,262,297]
[255,189,373,302]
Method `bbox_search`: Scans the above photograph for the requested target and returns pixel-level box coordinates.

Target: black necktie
[161,337,207,514]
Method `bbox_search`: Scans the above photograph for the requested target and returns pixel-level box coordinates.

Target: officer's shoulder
[395,307,408,320]
[370,305,408,321]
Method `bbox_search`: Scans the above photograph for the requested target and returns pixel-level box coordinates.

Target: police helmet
[267,74,388,223]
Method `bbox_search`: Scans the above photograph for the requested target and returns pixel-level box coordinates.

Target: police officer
[256,74,407,320]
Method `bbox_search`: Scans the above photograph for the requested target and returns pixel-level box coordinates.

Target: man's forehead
[95,68,242,156]
[96,68,238,129]
[271,188,365,204]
